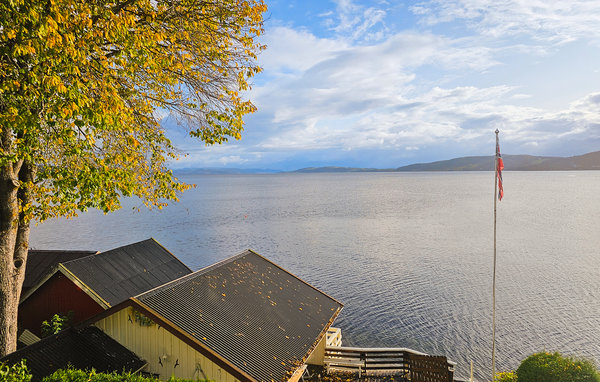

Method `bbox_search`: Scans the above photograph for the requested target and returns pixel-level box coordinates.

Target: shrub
[0,360,32,382]
[41,368,210,382]
[40,313,72,338]
[495,371,517,382]
[516,352,600,382]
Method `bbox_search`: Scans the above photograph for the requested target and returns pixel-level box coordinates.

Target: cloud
[411,0,600,45]
[253,28,497,142]
[164,1,600,170]
[325,0,390,42]
[259,27,347,76]
[218,155,248,166]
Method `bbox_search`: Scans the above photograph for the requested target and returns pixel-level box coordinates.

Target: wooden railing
[324,346,455,381]
[326,327,342,347]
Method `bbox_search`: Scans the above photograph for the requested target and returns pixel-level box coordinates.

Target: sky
[166,0,600,170]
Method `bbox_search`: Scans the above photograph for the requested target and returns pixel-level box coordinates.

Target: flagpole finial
[495,129,499,134]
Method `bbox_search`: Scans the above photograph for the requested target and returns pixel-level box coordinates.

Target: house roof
[24,249,98,295]
[0,326,146,381]
[134,249,343,382]
[22,238,192,307]
[62,238,192,306]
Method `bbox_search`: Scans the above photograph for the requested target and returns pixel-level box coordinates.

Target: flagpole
[492,129,499,381]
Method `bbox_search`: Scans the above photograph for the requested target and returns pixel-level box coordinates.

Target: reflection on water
[31,172,600,380]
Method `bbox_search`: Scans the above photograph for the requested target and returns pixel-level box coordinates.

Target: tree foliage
[0,0,265,357]
[1,0,266,220]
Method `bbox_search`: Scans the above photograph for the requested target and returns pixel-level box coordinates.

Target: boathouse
[19,238,192,336]
[87,249,344,382]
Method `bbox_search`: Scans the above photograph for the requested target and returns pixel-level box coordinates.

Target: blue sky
[166,0,600,170]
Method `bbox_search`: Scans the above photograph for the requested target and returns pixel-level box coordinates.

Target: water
[30,171,600,380]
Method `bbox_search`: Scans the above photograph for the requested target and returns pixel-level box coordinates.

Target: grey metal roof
[137,250,343,382]
[62,238,192,306]
[1,326,146,381]
[24,250,97,295]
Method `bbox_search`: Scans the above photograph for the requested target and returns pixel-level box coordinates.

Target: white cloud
[327,0,390,42]
[219,156,248,166]
[166,1,600,169]
[260,27,347,75]
[254,29,496,132]
[411,0,600,45]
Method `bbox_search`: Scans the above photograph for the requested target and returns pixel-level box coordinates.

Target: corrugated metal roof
[137,250,343,382]
[62,238,192,306]
[1,326,146,381]
[24,250,97,295]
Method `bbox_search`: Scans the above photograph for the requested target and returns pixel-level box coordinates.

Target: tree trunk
[0,160,31,357]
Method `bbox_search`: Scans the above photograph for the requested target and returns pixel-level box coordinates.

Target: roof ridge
[136,249,253,299]
[136,249,343,307]
[60,238,156,266]
[147,237,193,272]
[28,249,97,254]
[244,249,344,307]
[53,239,192,306]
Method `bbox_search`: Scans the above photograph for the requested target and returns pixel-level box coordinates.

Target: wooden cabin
[86,249,344,382]
[19,238,192,336]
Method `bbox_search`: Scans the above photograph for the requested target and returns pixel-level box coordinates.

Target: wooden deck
[312,346,456,382]
[316,329,457,382]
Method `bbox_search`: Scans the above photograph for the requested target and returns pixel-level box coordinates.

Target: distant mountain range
[395,150,600,171]
[292,166,389,173]
[174,151,600,174]
[174,167,279,175]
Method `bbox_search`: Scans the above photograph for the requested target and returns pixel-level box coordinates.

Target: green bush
[495,371,517,382]
[40,313,71,338]
[42,368,209,382]
[516,352,600,382]
[0,360,32,382]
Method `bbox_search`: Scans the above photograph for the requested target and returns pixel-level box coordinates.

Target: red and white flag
[496,140,504,200]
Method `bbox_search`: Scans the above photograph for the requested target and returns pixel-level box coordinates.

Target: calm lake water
[30,172,600,380]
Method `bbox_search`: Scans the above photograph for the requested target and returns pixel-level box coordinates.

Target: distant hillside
[174,168,280,175]
[292,166,392,173]
[396,151,600,171]
[173,151,600,174]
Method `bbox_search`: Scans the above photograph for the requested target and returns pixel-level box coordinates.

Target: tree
[0,0,265,356]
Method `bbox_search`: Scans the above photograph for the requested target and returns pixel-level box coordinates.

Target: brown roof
[135,249,343,382]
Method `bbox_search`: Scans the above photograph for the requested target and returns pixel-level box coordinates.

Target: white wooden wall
[95,307,240,382]
[306,335,326,365]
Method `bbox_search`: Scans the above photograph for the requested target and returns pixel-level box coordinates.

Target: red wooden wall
[19,272,105,336]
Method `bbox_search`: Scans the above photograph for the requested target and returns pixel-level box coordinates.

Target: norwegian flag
[496,140,504,200]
